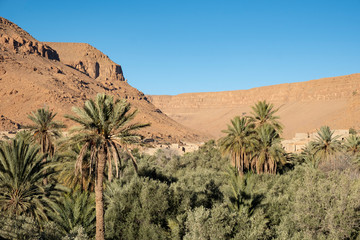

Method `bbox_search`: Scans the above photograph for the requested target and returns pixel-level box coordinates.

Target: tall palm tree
[250,100,283,134]
[251,125,287,174]
[0,139,62,225]
[65,93,150,240]
[218,116,256,175]
[25,108,66,184]
[311,126,341,165]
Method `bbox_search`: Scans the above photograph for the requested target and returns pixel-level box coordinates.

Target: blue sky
[1,0,359,95]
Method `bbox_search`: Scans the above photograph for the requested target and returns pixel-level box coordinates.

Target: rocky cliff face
[148,74,360,139]
[45,42,124,81]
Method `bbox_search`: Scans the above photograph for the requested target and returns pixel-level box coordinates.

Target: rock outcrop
[44,42,124,81]
[0,17,59,60]
[0,115,20,130]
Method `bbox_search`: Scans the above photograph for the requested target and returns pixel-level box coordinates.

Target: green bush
[105,177,173,240]
[275,168,360,239]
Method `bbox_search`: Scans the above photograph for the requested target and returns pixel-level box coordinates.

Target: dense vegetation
[1,96,360,240]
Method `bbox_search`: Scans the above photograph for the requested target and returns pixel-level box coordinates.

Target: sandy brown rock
[0,114,20,130]
[148,74,360,139]
[0,17,207,143]
[44,42,124,81]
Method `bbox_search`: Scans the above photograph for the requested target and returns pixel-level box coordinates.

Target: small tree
[311,126,341,169]
[25,107,66,156]
[218,116,256,175]
[25,107,65,184]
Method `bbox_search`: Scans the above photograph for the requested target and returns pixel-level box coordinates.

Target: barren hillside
[0,17,207,143]
[148,74,360,139]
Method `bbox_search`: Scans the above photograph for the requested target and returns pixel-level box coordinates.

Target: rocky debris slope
[148,74,360,139]
[0,17,207,143]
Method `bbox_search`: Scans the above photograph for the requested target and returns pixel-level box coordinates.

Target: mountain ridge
[148,73,360,139]
[0,16,207,143]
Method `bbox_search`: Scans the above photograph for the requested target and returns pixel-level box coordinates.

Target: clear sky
[1,0,359,95]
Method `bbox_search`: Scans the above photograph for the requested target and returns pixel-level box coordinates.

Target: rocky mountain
[148,74,360,139]
[0,17,206,143]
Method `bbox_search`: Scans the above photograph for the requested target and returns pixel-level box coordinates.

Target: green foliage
[65,93,150,182]
[61,226,90,240]
[275,167,360,239]
[184,204,270,240]
[250,100,283,133]
[65,93,150,239]
[232,209,271,240]
[345,134,360,155]
[171,169,225,211]
[105,177,172,240]
[219,101,287,175]
[0,139,63,225]
[253,124,287,174]
[225,168,263,216]
[184,204,239,240]
[56,142,95,191]
[0,215,40,240]
[311,126,342,162]
[48,189,95,237]
[349,127,357,135]
[4,98,360,240]
[300,143,321,168]
[218,116,256,174]
[14,130,34,144]
[25,107,65,155]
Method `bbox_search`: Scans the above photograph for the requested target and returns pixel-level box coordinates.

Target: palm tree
[225,167,262,216]
[300,143,321,169]
[251,125,287,174]
[0,139,63,225]
[343,134,360,167]
[25,107,66,156]
[344,134,360,155]
[14,130,33,144]
[65,93,150,240]
[57,143,95,192]
[218,116,256,175]
[250,100,283,134]
[48,189,95,237]
[311,126,341,166]
[25,107,65,184]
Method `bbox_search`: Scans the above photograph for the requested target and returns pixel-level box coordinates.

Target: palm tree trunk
[241,150,244,174]
[42,140,48,185]
[236,152,241,175]
[232,152,236,167]
[95,148,106,240]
